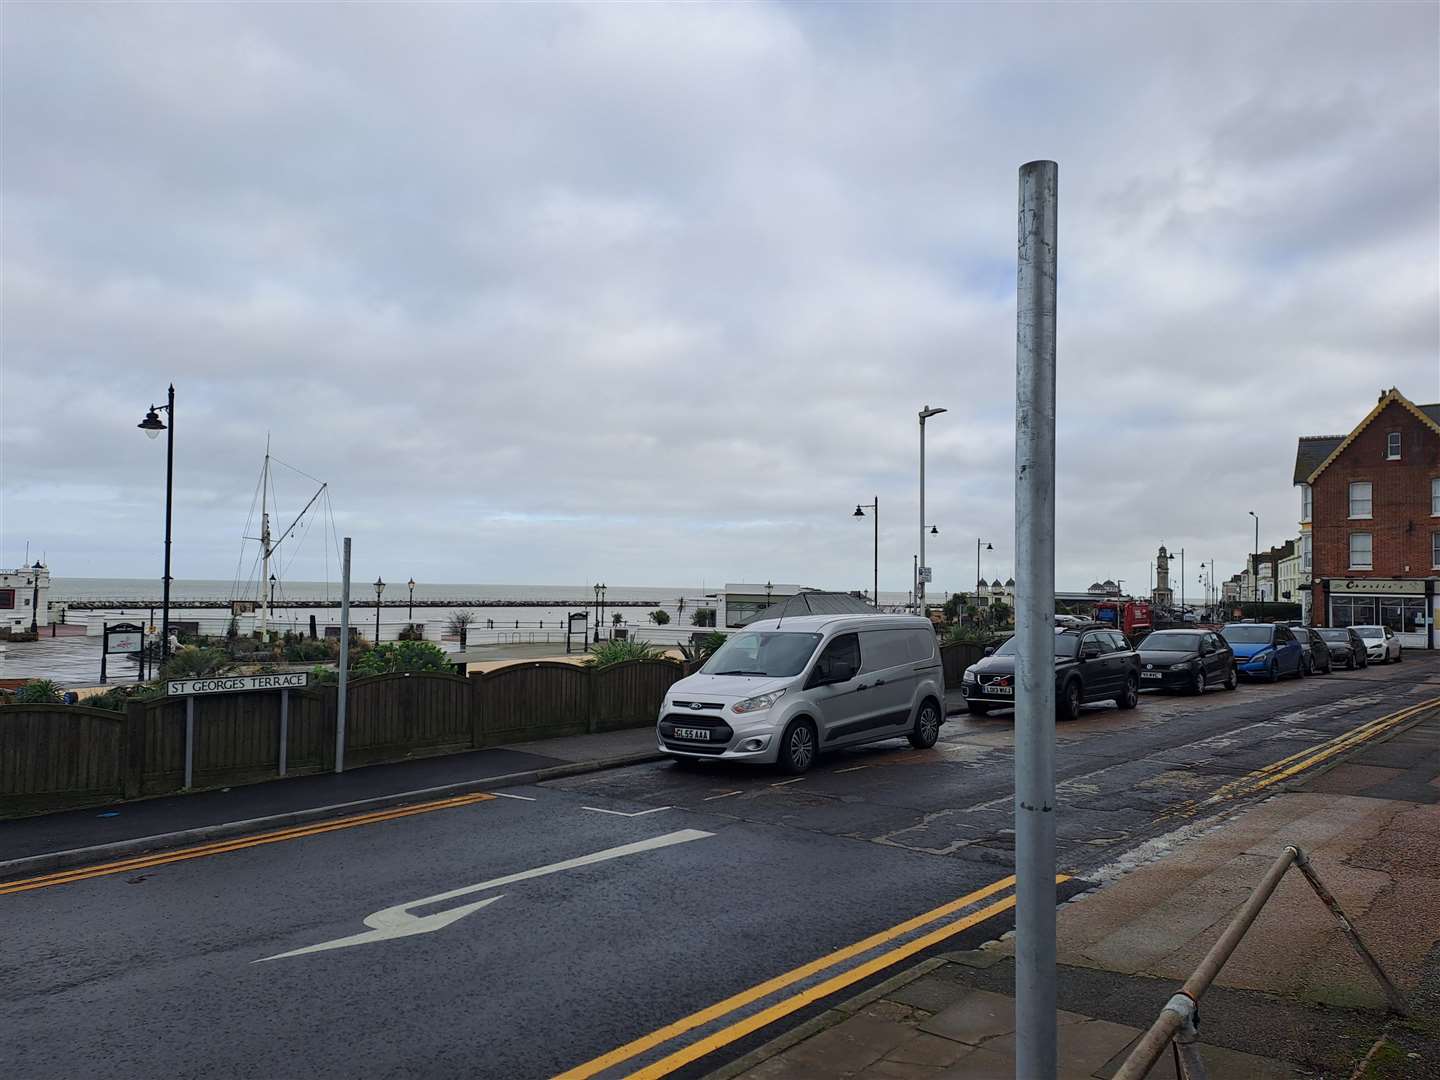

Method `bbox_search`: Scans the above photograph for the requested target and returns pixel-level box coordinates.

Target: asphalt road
[3,655,1436,1080]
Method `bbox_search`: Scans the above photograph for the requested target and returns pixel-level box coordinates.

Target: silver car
[656,614,946,773]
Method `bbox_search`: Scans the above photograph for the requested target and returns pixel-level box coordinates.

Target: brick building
[1293,388,1439,649]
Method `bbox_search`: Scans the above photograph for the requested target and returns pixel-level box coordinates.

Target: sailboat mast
[259,439,271,637]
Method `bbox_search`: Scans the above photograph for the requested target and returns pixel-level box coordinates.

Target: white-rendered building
[0,563,50,634]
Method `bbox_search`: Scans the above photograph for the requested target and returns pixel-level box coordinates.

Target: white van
[656,614,946,773]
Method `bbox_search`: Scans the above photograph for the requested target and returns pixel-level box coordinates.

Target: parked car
[1313,627,1369,670]
[1295,627,1332,675]
[1220,622,1305,682]
[1351,624,1402,664]
[961,625,1140,721]
[1135,629,1236,694]
[656,615,946,774]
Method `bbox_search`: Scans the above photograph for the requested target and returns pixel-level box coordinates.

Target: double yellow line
[0,791,496,896]
[1192,695,1440,814]
[555,872,1068,1080]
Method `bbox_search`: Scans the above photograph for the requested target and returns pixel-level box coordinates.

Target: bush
[283,638,334,662]
[944,624,999,647]
[350,640,453,676]
[585,639,659,667]
[81,682,165,711]
[398,623,425,641]
[14,679,63,704]
[160,646,234,680]
[647,609,671,625]
[309,665,338,685]
[690,607,717,627]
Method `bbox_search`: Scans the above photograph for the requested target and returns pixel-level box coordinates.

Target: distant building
[0,562,50,635]
[974,578,1015,610]
[1151,546,1174,609]
[1294,387,1439,649]
[1221,575,1242,605]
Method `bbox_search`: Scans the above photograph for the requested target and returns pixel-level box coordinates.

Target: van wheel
[1116,674,1139,710]
[966,702,991,716]
[1058,680,1082,722]
[909,701,942,749]
[778,719,817,774]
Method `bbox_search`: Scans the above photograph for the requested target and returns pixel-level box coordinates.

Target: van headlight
[733,689,786,714]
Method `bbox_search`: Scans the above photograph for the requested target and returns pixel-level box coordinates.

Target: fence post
[586,665,599,734]
[183,694,195,790]
[123,700,146,798]
[468,671,488,747]
[278,688,289,778]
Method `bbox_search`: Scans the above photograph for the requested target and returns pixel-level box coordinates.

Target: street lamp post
[853,499,878,608]
[407,577,416,621]
[269,573,277,618]
[373,577,385,642]
[1248,510,1260,621]
[765,581,773,606]
[137,385,176,661]
[975,539,993,623]
[29,561,41,635]
[918,405,947,613]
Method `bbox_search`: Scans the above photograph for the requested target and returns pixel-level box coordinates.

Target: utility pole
[919,405,947,613]
[335,537,352,774]
[1180,548,1185,611]
[1014,158,1059,1080]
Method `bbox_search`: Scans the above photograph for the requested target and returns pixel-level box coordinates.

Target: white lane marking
[834,765,869,773]
[703,790,743,801]
[580,805,673,817]
[770,777,806,787]
[255,829,712,962]
[490,792,537,802]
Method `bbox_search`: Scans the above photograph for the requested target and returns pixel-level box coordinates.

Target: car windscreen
[993,633,1079,658]
[1315,629,1349,642]
[1353,626,1383,639]
[700,632,822,677]
[1220,625,1273,644]
[1139,633,1200,652]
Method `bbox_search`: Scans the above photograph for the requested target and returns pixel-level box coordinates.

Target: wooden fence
[939,641,989,688]
[0,658,685,818]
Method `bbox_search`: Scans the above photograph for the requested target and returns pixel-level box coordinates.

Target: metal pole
[919,419,926,612]
[1180,548,1185,612]
[335,537,352,774]
[1014,158,1058,1080]
[374,597,381,643]
[873,496,879,608]
[184,694,195,789]
[279,688,289,778]
[161,384,174,661]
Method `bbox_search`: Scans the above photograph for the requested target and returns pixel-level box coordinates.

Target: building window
[0,588,13,610]
[1348,481,1372,519]
[1349,532,1373,570]
[1432,478,1439,516]
[1385,432,1401,460]
[1303,534,1312,571]
[1433,531,1440,570]
[1300,484,1312,523]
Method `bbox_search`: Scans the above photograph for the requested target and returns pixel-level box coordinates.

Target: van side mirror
[983,646,995,657]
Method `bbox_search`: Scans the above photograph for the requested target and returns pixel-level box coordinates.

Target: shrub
[160,646,234,680]
[678,631,728,663]
[690,607,717,627]
[351,640,453,676]
[14,679,63,704]
[647,609,671,625]
[944,624,998,647]
[585,639,659,667]
[398,623,425,641]
[283,638,333,662]
[309,665,339,685]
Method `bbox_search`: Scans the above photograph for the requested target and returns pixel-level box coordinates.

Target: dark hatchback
[1136,629,1236,694]
[1313,626,1369,670]
[961,626,1141,721]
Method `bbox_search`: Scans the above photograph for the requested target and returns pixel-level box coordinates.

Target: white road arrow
[256,828,713,962]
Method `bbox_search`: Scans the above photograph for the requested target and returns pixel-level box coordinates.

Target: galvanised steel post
[1014,158,1058,1080]
[335,537,352,773]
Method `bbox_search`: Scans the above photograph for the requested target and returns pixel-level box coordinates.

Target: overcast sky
[3,2,1437,598]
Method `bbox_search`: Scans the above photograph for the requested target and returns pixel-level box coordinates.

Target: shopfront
[1323,578,1435,650]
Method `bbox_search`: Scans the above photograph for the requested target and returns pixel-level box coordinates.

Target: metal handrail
[1115,845,1410,1080]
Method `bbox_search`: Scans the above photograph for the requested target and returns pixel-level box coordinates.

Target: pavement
[711,709,1440,1080]
[1,654,1436,1080]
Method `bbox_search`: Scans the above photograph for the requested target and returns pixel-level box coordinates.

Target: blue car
[1219,622,1305,682]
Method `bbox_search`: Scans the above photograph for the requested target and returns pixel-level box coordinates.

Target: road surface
[3,655,1435,1079]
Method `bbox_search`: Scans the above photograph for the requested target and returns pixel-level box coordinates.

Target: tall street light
[373,577,385,642]
[976,539,993,622]
[269,573,277,617]
[407,577,416,621]
[853,499,878,608]
[1248,510,1260,620]
[599,583,608,639]
[29,560,42,635]
[918,405,947,612]
[137,385,175,661]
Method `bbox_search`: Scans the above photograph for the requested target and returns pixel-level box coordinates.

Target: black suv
[961,625,1141,721]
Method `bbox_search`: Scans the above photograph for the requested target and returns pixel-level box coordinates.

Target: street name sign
[168,672,310,696]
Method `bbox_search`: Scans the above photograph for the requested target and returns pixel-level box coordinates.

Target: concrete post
[1014,159,1059,1080]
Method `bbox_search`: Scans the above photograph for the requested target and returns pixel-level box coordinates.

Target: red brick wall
[1310,400,1440,580]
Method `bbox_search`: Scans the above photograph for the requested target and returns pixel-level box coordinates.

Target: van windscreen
[702,632,822,677]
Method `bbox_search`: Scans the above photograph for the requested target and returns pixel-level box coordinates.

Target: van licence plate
[672,727,711,741]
